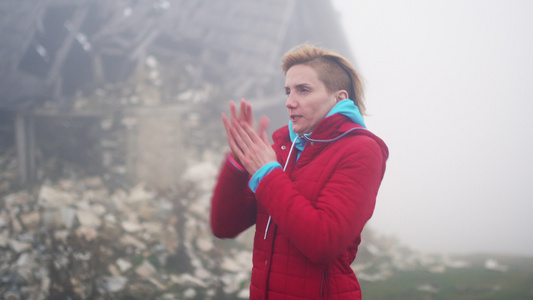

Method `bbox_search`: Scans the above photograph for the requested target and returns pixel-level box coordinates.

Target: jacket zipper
[320,268,330,300]
[264,136,299,240]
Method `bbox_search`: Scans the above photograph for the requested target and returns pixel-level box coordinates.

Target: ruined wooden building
[0,0,354,189]
[0,1,363,298]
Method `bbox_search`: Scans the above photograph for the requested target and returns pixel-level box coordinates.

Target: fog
[332,0,533,256]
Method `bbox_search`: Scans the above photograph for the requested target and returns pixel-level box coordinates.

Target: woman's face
[285,64,338,135]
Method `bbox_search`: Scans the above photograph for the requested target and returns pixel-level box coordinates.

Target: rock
[196,237,214,252]
[116,258,132,273]
[3,290,21,300]
[105,276,128,292]
[485,258,508,272]
[417,284,440,293]
[121,220,142,233]
[84,177,103,188]
[16,252,35,266]
[120,234,146,250]
[75,226,98,241]
[108,264,121,277]
[182,162,218,191]
[8,239,32,253]
[222,272,248,294]
[4,192,33,209]
[0,230,8,247]
[136,205,157,220]
[61,207,77,228]
[0,214,7,228]
[11,217,22,234]
[19,211,40,230]
[43,206,76,229]
[89,204,106,216]
[219,250,252,273]
[42,209,61,229]
[128,184,155,204]
[53,230,69,242]
[237,289,250,299]
[429,265,446,273]
[38,268,50,295]
[76,210,101,228]
[148,277,166,290]
[13,267,35,285]
[37,185,73,208]
[183,287,196,298]
[171,273,207,288]
[135,260,156,278]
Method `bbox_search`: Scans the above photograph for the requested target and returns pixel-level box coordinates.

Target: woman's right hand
[222,99,254,167]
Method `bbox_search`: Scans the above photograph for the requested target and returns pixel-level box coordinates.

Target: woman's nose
[285,94,296,109]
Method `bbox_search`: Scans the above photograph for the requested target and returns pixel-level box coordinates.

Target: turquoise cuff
[248,162,282,192]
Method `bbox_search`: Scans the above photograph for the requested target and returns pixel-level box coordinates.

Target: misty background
[1,1,532,298]
[332,0,533,257]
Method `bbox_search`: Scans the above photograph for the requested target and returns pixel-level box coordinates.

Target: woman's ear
[336,90,349,102]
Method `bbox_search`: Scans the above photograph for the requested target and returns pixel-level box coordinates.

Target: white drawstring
[264,136,299,239]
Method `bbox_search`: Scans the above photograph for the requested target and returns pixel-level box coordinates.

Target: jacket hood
[288,99,365,146]
[275,100,389,161]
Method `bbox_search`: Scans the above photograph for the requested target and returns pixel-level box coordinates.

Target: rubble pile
[352,228,512,282]
[0,158,254,299]
[0,146,19,194]
[0,54,252,298]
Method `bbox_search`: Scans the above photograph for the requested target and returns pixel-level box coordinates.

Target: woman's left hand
[230,115,277,175]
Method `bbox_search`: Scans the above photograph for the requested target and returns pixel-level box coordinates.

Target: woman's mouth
[290,115,302,121]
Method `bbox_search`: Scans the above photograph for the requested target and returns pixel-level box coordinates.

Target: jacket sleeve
[210,154,257,238]
[255,136,386,265]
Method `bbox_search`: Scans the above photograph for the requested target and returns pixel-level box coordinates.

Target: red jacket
[211,114,388,299]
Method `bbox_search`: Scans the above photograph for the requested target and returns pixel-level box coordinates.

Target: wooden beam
[45,5,89,88]
[15,113,27,183]
[15,112,37,184]
[27,115,36,184]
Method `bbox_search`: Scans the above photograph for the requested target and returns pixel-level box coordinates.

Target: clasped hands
[222,99,277,175]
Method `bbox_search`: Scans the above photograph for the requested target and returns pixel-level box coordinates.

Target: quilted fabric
[211,114,388,299]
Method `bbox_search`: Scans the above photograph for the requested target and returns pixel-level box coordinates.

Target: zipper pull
[264,216,272,239]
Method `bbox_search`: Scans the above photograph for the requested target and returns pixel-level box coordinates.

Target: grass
[360,254,533,300]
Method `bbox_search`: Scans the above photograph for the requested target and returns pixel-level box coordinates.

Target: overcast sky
[331,0,533,256]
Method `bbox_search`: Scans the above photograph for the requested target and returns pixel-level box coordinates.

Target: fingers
[229,99,253,125]
[225,101,253,163]
[257,116,270,143]
[230,120,254,153]
[239,99,247,122]
[222,112,230,136]
[224,99,274,174]
[245,99,253,125]
[229,101,238,122]
[222,112,245,162]
[239,98,253,125]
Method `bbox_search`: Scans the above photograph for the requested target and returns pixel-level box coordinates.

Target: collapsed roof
[0,0,353,111]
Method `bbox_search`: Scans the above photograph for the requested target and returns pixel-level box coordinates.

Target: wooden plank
[45,5,89,87]
[27,115,35,183]
[15,113,28,183]
[15,113,37,184]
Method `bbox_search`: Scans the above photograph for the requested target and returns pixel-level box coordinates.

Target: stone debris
[484,258,509,272]
[417,284,440,293]
[0,165,254,299]
[351,229,481,283]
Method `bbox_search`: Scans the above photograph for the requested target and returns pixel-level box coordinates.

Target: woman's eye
[285,89,290,96]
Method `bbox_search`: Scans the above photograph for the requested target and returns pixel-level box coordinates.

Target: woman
[211,44,388,299]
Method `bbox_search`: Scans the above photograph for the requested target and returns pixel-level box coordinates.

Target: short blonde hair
[281,44,365,114]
